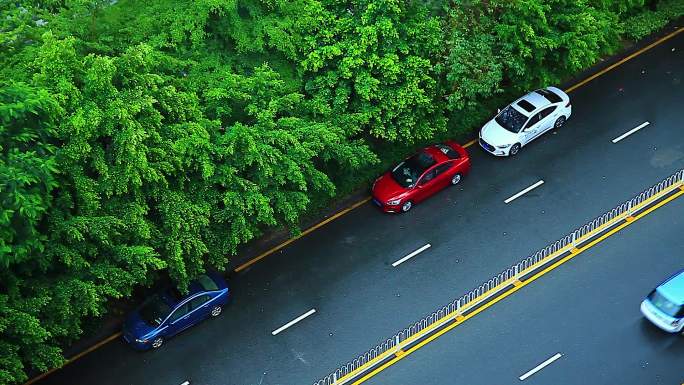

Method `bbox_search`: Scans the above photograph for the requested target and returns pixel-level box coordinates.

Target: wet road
[36,28,684,385]
[364,189,684,385]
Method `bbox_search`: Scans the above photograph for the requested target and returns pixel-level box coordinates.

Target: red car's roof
[422,145,450,163]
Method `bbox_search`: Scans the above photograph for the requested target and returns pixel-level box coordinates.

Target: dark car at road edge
[122,272,230,350]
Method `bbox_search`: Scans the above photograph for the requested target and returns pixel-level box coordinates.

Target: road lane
[363,188,684,385]
[392,244,432,267]
[612,121,651,143]
[519,353,563,381]
[504,180,545,204]
[36,28,684,385]
[272,309,317,336]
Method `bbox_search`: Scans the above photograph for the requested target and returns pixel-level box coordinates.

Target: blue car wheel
[210,305,222,317]
[151,336,164,349]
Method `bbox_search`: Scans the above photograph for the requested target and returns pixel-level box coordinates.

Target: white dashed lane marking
[519,353,563,381]
[391,244,432,267]
[272,309,317,336]
[505,180,545,204]
[612,121,650,143]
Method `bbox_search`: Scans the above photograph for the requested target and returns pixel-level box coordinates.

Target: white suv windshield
[648,289,684,318]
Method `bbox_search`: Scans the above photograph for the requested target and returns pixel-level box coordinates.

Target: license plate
[479,140,494,152]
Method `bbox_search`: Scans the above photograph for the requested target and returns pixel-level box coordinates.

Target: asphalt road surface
[363,190,684,385]
[36,29,684,385]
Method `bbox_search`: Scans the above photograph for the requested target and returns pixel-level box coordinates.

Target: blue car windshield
[391,152,436,188]
[495,105,528,133]
[648,289,684,318]
[140,295,172,326]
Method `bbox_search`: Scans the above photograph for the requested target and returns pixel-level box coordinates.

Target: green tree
[444,0,621,120]
[299,0,447,143]
[0,81,62,384]
[193,62,377,258]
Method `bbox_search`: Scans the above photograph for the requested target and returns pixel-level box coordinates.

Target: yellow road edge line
[234,197,372,272]
[350,185,684,385]
[336,275,524,383]
[237,135,475,274]
[338,250,565,383]
[463,139,477,148]
[342,250,567,384]
[241,27,684,275]
[565,27,684,93]
[342,181,684,383]
[23,332,123,385]
[536,180,684,257]
[574,182,684,242]
[338,182,684,383]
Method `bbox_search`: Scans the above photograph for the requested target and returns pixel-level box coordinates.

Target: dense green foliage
[622,0,684,39]
[1,0,681,383]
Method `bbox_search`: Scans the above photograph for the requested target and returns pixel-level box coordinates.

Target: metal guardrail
[314,169,684,385]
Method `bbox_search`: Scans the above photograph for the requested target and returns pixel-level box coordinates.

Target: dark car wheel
[554,116,566,129]
[509,143,521,156]
[450,173,462,185]
[400,201,413,213]
[151,337,164,349]
[210,305,222,317]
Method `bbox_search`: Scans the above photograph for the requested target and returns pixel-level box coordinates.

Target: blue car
[640,269,684,333]
[122,273,230,350]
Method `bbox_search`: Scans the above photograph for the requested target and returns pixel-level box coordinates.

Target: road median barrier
[313,169,684,385]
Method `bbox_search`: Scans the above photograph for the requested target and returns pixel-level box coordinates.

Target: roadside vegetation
[0,0,681,383]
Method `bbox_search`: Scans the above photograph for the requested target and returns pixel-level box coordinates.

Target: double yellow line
[349,184,684,385]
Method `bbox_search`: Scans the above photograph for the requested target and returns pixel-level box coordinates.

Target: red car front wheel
[400,201,413,212]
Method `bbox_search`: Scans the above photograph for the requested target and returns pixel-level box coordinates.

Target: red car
[371,141,470,213]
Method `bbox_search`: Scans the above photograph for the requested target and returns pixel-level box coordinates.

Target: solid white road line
[272,309,317,335]
[391,244,432,267]
[519,353,563,381]
[504,180,545,204]
[612,121,650,143]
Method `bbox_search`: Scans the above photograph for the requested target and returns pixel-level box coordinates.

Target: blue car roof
[657,270,684,306]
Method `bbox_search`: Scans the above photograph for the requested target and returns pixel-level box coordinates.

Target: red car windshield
[391,152,436,188]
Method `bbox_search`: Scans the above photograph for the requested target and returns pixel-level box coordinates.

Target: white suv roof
[658,270,684,306]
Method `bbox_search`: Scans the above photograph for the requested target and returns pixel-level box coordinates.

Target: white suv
[479,86,572,156]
